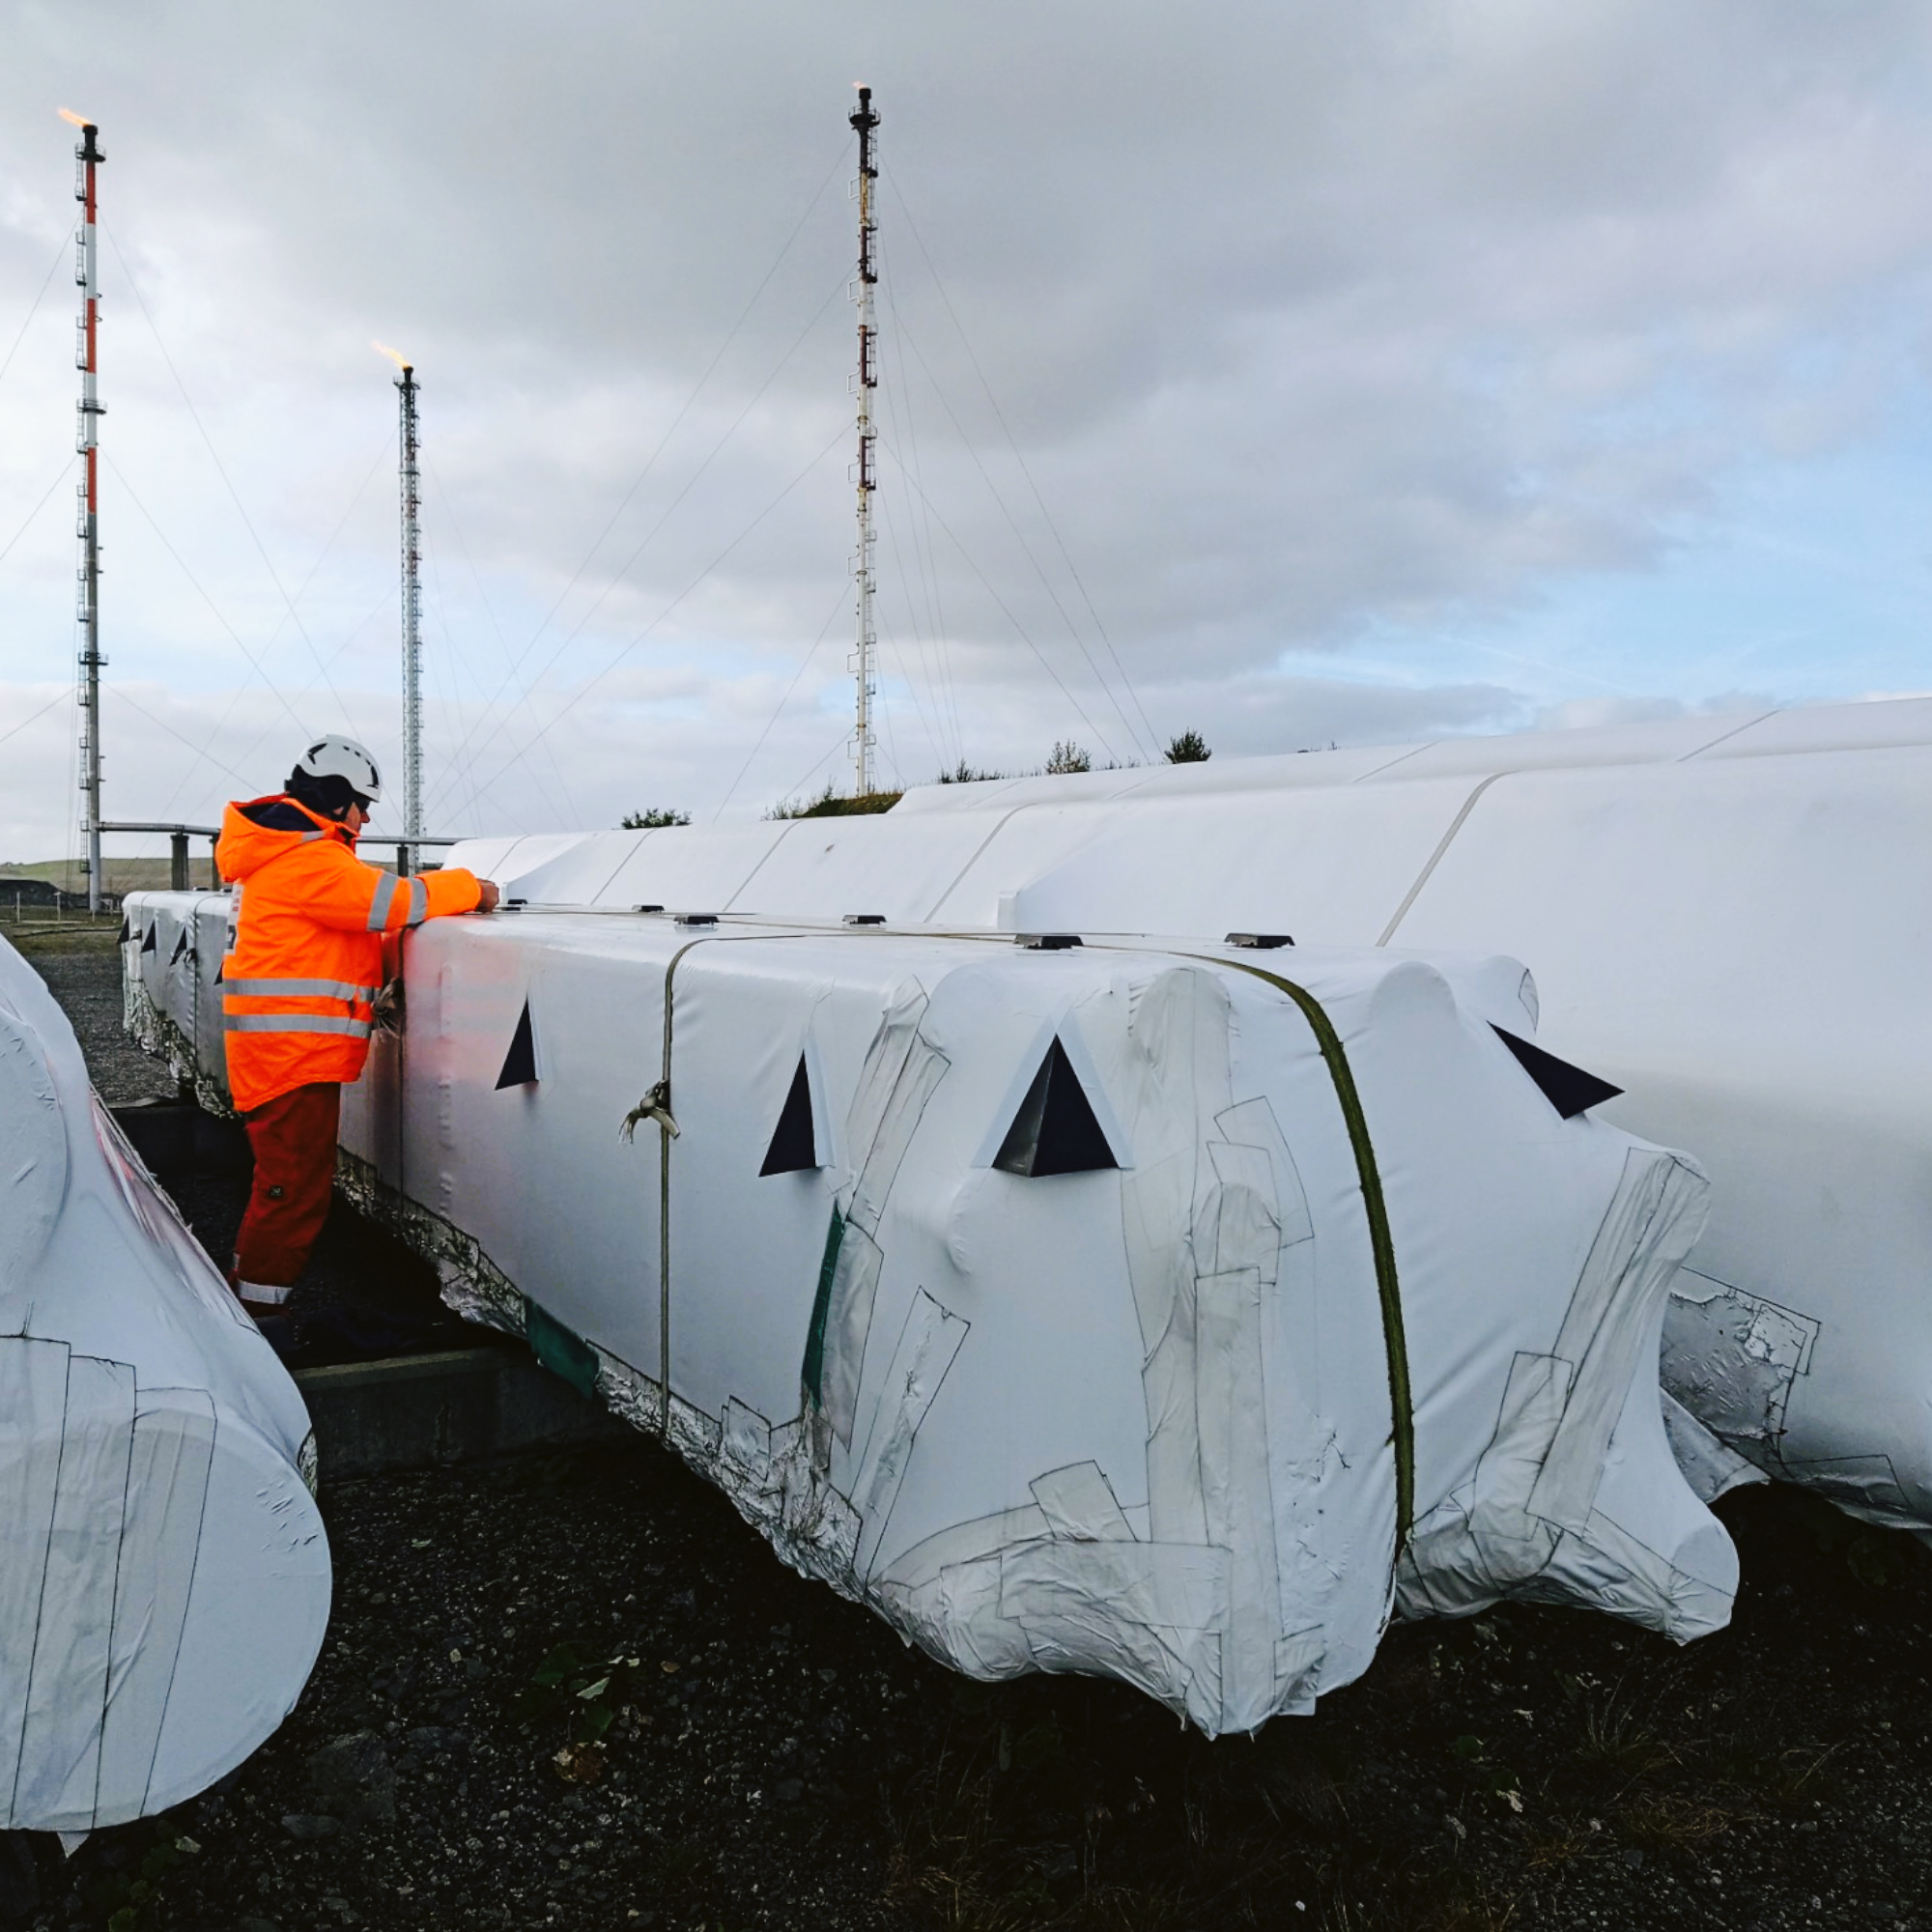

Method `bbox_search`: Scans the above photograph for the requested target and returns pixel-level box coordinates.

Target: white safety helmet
[290,734,383,809]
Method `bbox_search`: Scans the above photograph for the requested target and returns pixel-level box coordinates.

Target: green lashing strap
[1181,952,1415,1562]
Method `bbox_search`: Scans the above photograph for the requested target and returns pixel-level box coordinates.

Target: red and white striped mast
[62,108,106,912]
[849,84,880,800]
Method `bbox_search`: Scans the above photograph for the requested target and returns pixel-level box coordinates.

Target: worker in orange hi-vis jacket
[214,735,499,1330]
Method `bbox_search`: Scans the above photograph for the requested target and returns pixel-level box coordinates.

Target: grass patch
[1565,1674,1679,1788]
[3,856,216,892]
[9,917,124,955]
[766,782,905,819]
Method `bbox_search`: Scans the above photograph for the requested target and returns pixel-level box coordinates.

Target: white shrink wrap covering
[121,892,232,1117]
[0,934,328,1831]
[123,902,1730,1730]
[410,694,1932,1534]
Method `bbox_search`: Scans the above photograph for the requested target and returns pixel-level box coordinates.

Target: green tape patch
[525,1298,601,1402]
[800,1206,845,1407]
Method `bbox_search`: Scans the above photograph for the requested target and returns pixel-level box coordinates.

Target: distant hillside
[0,856,220,894]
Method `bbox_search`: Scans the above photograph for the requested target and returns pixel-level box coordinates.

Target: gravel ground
[10,928,1932,1932]
[21,926,178,1105]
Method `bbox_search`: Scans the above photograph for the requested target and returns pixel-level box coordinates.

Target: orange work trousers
[232,1081,341,1304]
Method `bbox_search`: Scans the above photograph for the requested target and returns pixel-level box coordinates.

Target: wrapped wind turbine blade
[1,933,327,1830]
[288,914,1718,1735]
[122,890,233,1117]
[410,695,1932,1540]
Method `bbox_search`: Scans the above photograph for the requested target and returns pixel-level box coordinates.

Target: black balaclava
[286,768,368,820]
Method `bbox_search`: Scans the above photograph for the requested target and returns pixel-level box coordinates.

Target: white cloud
[3,0,1931,850]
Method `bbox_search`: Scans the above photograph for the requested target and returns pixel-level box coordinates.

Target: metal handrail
[97,820,471,889]
[99,820,222,892]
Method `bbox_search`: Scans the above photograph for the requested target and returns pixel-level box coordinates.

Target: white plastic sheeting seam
[2,933,328,1830]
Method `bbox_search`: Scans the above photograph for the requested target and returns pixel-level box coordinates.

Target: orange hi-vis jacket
[215,794,482,1114]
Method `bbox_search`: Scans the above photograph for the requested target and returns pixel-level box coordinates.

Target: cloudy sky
[3,1,1931,861]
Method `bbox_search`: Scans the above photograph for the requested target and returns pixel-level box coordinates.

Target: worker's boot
[227,1270,300,1360]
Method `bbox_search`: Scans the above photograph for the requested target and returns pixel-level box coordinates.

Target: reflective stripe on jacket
[215,794,482,1112]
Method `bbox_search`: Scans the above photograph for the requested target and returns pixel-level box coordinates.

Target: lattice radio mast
[849,84,880,799]
[63,111,105,912]
[388,353,424,861]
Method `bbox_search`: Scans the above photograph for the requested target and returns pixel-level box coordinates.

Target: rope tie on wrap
[618,1080,679,1143]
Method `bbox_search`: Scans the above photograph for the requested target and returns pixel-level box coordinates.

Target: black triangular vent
[496,1000,538,1090]
[169,928,188,964]
[140,924,156,954]
[759,1056,819,1176]
[1491,1025,1623,1121]
[994,1037,1118,1178]
[117,916,131,943]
